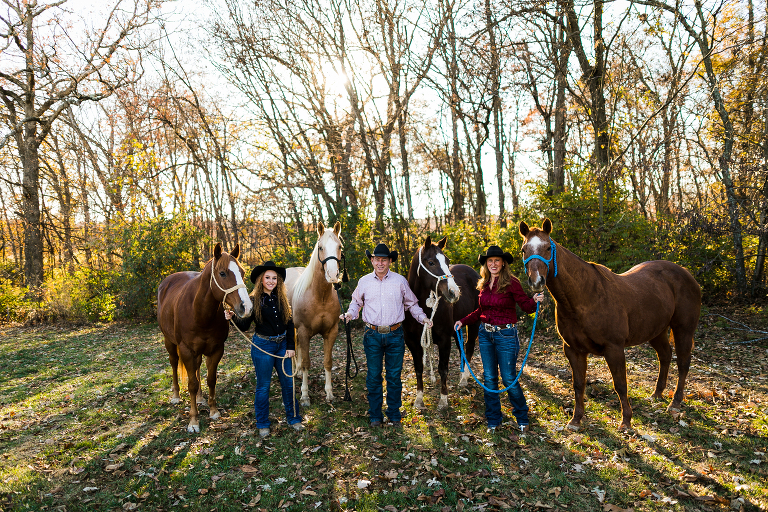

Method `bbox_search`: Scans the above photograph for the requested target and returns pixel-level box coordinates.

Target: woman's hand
[224,310,234,320]
[285,350,295,358]
[533,293,545,303]
[454,320,463,331]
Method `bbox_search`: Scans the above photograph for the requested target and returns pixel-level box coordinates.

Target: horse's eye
[428,260,435,266]
[219,271,227,277]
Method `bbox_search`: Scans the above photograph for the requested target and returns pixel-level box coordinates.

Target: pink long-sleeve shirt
[345,270,428,326]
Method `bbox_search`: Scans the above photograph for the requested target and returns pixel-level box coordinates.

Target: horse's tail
[176,345,188,386]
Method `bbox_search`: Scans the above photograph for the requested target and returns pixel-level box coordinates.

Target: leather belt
[255,332,287,342]
[482,322,515,332]
[366,322,402,334]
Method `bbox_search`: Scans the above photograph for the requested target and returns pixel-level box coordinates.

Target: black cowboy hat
[478,245,514,265]
[365,243,398,262]
[250,261,287,284]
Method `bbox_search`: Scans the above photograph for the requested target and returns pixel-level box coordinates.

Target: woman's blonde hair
[251,272,292,324]
[476,259,519,293]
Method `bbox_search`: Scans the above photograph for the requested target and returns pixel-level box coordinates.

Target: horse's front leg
[195,354,207,406]
[296,328,312,407]
[406,337,426,410]
[322,324,340,402]
[457,324,479,388]
[165,339,181,404]
[181,350,201,433]
[563,343,587,431]
[205,347,224,420]
[604,345,632,430]
[437,335,451,410]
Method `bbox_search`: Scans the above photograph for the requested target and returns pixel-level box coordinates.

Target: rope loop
[457,301,540,393]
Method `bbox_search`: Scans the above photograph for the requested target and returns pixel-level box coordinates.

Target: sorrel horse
[285,221,344,406]
[519,219,701,430]
[403,236,480,410]
[157,243,253,433]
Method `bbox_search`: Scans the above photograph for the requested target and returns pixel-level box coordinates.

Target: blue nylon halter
[522,239,558,277]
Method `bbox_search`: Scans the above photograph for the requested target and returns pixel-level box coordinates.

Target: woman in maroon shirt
[454,245,544,432]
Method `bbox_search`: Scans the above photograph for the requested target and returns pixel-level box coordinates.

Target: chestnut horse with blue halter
[403,236,480,410]
[519,219,701,430]
[157,243,253,433]
[285,221,346,406]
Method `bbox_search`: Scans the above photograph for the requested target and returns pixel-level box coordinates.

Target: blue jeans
[363,326,405,423]
[250,334,301,429]
[478,326,529,428]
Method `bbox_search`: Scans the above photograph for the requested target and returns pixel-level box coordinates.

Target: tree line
[0,0,766,321]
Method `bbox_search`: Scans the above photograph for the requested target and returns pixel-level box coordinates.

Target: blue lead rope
[457,301,540,394]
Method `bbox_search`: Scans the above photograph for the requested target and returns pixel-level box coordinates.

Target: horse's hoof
[619,423,631,431]
[197,399,208,407]
[667,404,681,413]
[187,423,200,433]
[414,399,425,410]
[650,393,663,401]
[300,398,311,407]
[437,394,449,410]
[326,394,335,403]
[209,410,221,420]
[458,379,468,388]
[566,423,580,432]
[170,397,180,404]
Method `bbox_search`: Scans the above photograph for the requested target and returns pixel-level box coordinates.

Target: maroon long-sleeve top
[459,277,537,326]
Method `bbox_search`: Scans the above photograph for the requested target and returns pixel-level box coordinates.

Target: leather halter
[319,250,349,284]
[209,259,247,304]
[523,239,558,277]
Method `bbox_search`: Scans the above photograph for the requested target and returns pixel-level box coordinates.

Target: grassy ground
[0,305,766,512]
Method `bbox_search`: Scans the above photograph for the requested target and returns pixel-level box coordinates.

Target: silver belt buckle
[483,323,494,332]
[377,325,390,334]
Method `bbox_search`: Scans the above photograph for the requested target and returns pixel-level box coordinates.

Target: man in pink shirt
[341,243,433,427]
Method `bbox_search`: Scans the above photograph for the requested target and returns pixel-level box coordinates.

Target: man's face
[372,256,391,275]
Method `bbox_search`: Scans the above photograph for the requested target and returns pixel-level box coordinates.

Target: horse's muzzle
[233,302,252,318]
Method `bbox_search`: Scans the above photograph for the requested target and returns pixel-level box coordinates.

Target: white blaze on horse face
[436,253,460,297]
[322,231,341,283]
[229,261,253,314]
[526,236,547,289]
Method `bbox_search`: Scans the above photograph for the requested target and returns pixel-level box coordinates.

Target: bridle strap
[209,259,247,304]
[319,250,349,283]
[416,247,453,282]
[522,239,558,277]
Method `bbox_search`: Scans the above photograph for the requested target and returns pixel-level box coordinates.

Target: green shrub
[116,216,209,318]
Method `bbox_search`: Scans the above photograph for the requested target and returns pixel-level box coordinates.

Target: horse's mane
[292,230,327,300]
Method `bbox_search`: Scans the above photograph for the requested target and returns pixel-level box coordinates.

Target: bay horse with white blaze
[519,219,701,430]
[404,236,480,410]
[157,243,253,433]
[285,221,344,406]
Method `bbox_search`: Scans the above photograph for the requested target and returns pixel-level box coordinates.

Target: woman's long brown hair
[251,273,292,324]
[476,260,520,293]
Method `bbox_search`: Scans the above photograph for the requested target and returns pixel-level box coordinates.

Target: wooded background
[0,0,766,322]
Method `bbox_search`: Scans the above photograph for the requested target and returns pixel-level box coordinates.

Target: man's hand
[424,318,433,328]
[339,313,349,322]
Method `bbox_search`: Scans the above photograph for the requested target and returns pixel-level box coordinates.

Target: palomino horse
[285,221,344,406]
[519,219,701,430]
[157,243,253,433]
[403,236,480,410]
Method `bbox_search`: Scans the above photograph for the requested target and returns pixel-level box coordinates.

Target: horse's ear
[424,236,432,249]
[519,221,530,237]
[214,243,222,259]
[437,236,447,250]
[333,221,341,236]
[231,243,240,259]
[317,221,325,236]
[543,218,552,235]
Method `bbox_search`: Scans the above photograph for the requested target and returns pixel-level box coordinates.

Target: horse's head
[416,236,461,304]
[211,243,254,318]
[316,220,344,284]
[519,218,556,293]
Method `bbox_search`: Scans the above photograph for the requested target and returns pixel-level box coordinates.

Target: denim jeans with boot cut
[363,326,405,424]
[478,326,529,428]
[250,334,302,429]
